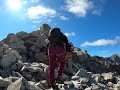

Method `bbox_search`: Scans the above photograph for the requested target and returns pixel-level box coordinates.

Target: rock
[20,34,35,41]
[24,39,35,48]
[80,77,89,84]
[0,48,3,58]
[16,31,28,38]
[9,34,20,44]
[92,74,101,83]
[0,41,4,47]
[0,77,11,88]
[2,44,9,54]
[28,66,43,73]
[107,82,113,87]
[32,23,51,38]
[71,76,80,80]
[35,82,46,90]
[35,34,49,48]
[39,80,48,88]
[10,41,27,55]
[7,77,25,90]
[114,83,120,89]
[16,60,24,70]
[75,69,89,78]
[91,84,100,90]
[101,72,114,80]
[9,76,20,82]
[29,81,42,90]
[1,49,17,68]
[35,53,49,64]
[61,74,69,81]
[30,45,40,53]
[72,81,81,89]
[64,81,74,87]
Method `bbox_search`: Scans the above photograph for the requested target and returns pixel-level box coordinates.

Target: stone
[2,44,9,54]
[71,76,80,80]
[35,53,49,64]
[9,34,20,44]
[0,48,3,57]
[7,77,25,90]
[75,69,89,78]
[1,49,17,68]
[16,60,24,70]
[16,31,28,38]
[64,81,74,87]
[101,72,113,80]
[91,84,100,90]
[0,78,11,88]
[35,82,46,90]
[80,78,89,84]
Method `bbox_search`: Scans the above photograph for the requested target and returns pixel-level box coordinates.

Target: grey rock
[64,81,74,87]
[35,53,48,64]
[0,48,3,57]
[75,69,89,78]
[0,77,11,88]
[16,31,28,38]
[71,76,80,80]
[1,49,17,68]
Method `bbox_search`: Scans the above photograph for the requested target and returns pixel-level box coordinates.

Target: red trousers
[48,46,66,84]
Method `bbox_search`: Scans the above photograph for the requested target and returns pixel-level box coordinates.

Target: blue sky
[0,0,120,57]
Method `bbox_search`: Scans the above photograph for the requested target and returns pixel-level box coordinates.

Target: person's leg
[48,48,56,85]
[58,58,66,76]
[57,48,66,76]
[56,54,66,83]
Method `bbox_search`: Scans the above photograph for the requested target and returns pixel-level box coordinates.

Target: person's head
[51,28,60,33]
[49,28,61,36]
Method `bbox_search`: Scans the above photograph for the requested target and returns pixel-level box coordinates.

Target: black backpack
[48,28,63,44]
[48,28,71,52]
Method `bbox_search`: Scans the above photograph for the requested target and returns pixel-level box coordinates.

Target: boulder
[0,48,3,58]
[0,77,11,88]
[1,49,17,68]
[35,53,48,64]
[16,31,28,38]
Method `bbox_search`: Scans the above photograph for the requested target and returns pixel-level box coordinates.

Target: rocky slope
[0,24,120,90]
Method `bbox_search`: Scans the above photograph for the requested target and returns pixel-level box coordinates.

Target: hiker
[47,28,69,88]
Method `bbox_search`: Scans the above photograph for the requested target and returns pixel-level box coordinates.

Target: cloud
[92,9,102,16]
[26,5,56,19]
[81,36,120,47]
[65,0,94,17]
[59,16,69,20]
[23,0,39,4]
[65,32,75,37]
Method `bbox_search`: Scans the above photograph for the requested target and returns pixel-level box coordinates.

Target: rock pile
[0,24,120,90]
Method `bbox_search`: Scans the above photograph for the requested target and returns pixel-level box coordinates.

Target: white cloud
[65,0,94,17]
[23,0,39,4]
[92,9,102,16]
[65,32,75,37]
[26,5,56,19]
[81,36,120,47]
[60,16,69,20]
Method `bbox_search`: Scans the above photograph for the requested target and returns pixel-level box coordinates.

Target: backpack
[48,28,72,52]
[48,28,63,44]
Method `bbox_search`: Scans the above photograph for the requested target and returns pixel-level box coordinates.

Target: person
[47,28,69,88]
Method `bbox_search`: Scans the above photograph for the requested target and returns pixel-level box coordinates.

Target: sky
[0,0,120,57]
